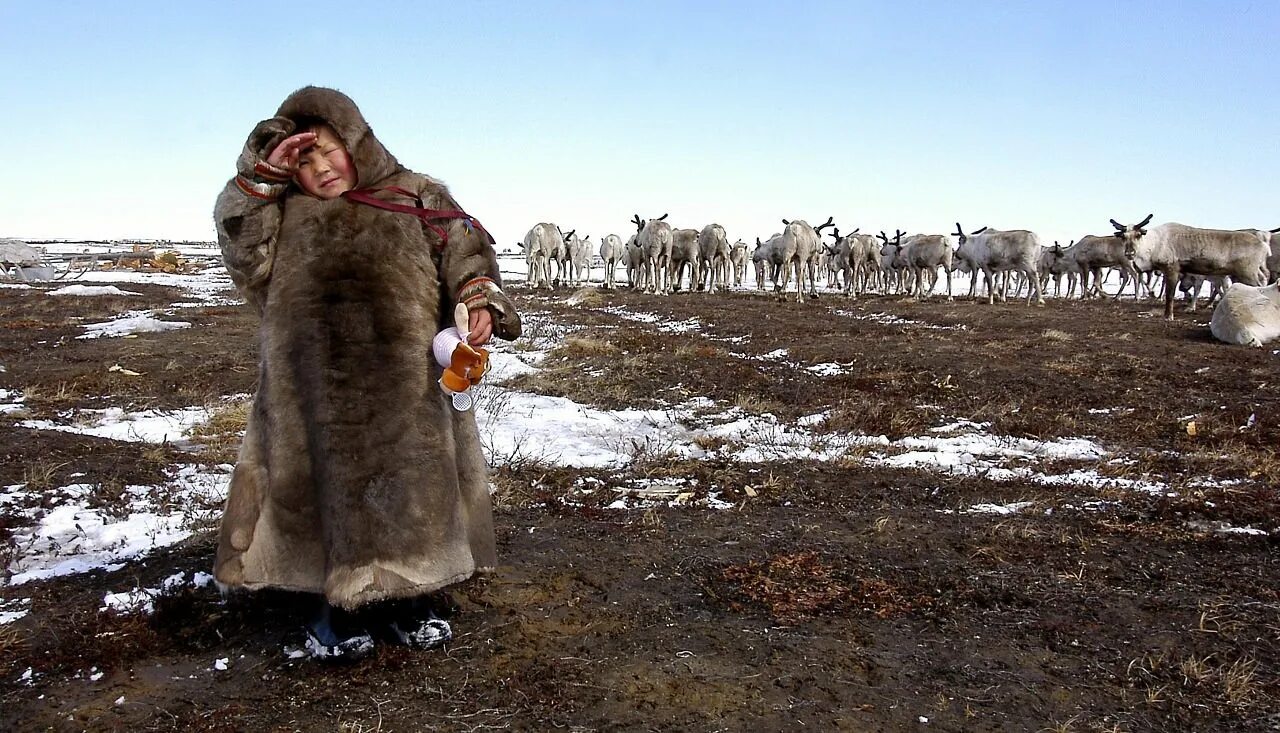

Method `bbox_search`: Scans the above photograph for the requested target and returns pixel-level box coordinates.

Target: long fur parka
[213,86,520,610]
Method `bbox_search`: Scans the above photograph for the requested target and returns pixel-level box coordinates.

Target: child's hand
[467,307,493,346]
[265,132,318,176]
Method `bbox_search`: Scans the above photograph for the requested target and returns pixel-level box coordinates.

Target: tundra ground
[1,281,1277,732]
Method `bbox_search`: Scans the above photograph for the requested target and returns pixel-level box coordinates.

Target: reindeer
[598,234,623,290]
[1039,241,1081,298]
[623,234,646,290]
[669,228,701,292]
[559,229,591,287]
[953,223,1044,305]
[631,214,673,294]
[876,230,910,295]
[753,234,784,291]
[776,216,834,302]
[520,223,563,289]
[729,239,749,288]
[1110,214,1271,319]
[824,226,856,296]
[897,233,955,300]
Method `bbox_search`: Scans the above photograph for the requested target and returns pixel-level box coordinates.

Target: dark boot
[304,600,375,662]
[372,595,453,650]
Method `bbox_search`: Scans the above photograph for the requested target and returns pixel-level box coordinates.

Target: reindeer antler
[1137,213,1153,229]
[814,216,835,232]
[1110,219,1125,231]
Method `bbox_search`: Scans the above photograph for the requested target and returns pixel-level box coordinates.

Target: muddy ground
[1,279,1277,732]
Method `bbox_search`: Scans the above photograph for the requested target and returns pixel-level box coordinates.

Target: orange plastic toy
[433,304,490,411]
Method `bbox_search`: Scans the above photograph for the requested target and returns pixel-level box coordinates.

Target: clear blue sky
[1,1,1276,248]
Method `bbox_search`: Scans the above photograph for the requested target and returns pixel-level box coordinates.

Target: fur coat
[213,86,521,609]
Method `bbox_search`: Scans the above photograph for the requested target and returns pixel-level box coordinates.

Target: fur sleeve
[415,179,520,340]
[440,217,522,340]
[214,179,281,314]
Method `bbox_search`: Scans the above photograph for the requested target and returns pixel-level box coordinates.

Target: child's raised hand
[467,307,493,346]
[265,132,318,176]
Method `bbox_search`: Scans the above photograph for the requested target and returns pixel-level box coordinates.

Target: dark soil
[1,280,1277,732]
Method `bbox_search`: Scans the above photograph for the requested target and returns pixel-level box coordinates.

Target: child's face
[294,124,358,199]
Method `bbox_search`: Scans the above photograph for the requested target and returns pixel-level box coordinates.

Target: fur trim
[275,86,401,188]
[234,175,286,201]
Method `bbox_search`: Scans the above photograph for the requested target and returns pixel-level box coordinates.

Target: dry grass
[188,399,251,464]
[1196,598,1245,638]
[87,477,131,519]
[560,336,619,357]
[506,366,636,408]
[1222,656,1259,706]
[692,434,726,452]
[1180,655,1215,685]
[1127,650,1264,711]
[731,393,786,416]
[985,518,1045,542]
[822,398,929,440]
[21,459,68,492]
[20,381,81,406]
[673,342,726,359]
[565,288,603,306]
[1037,715,1080,733]
[0,623,28,678]
[141,443,171,466]
[1042,328,1074,341]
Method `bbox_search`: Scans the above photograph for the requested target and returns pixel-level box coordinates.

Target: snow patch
[47,285,140,297]
[78,311,191,339]
[21,406,210,444]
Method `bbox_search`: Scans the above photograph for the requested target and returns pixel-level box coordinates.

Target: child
[213,86,521,660]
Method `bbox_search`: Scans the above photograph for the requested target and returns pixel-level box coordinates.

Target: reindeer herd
[518,215,1280,320]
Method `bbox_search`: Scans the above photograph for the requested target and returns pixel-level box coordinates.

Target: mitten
[233,116,297,201]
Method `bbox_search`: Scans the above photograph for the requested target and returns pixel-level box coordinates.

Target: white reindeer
[1039,241,1081,298]
[669,228,701,293]
[823,226,855,294]
[1111,214,1271,319]
[876,231,910,295]
[559,229,592,287]
[632,214,673,294]
[696,224,731,292]
[1210,281,1280,346]
[599,234,622,290]
[729,239,749,288]
[753,233,785,291]
[898,233,955,300]
[1066,234,1142,299]
[777,217,834,302]
[953,223,1044,305]
[520,223,563,289]
[623,234,647,290]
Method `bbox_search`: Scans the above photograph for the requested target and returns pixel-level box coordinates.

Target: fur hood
[275,86,401,188]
